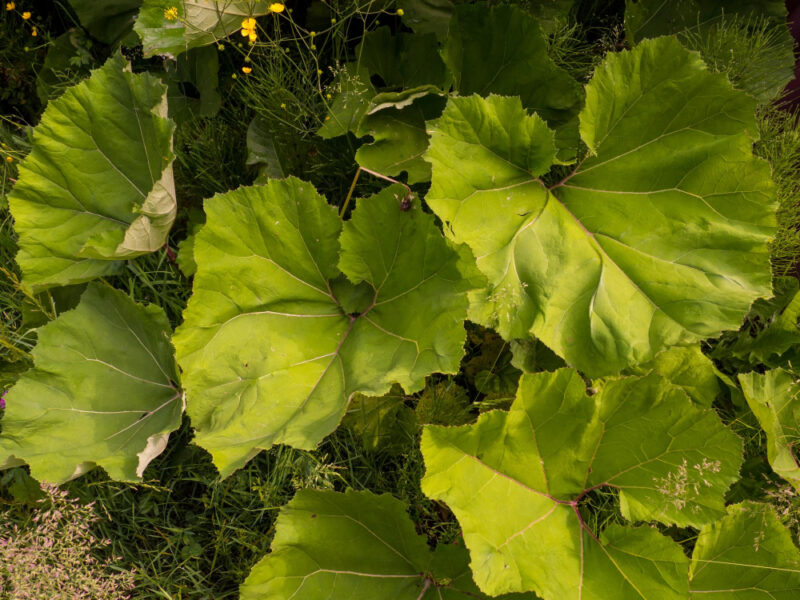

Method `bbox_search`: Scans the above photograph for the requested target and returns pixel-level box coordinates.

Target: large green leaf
[397,0,453,41]
[0,283,182,483]
[626,345,719,407]
[342,384,417,454]
[318,64,376,139]
[8,53,176,293]
[135,0,271,58]
[174,179,476,476]
[421,368,741,598]
[739,369,800,491]
[625,0,787,43]
[241,488,535,599]
[68,0,142,45]
[442,3,583,148]
[355,92,446,184]
[357,26,449,90]
[733,289,800,367]
[689,502,800,598]
[426,37,775,377]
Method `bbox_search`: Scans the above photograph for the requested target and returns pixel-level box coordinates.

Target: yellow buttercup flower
[164,6,178,20]
[242,66,252,74]
[269,3,285,13]
[5,156,13,163]
[21,10,30,19]
[241,17,257,41]
[396,8,404,16]
[31,26,37,36]
[5,3,15,11]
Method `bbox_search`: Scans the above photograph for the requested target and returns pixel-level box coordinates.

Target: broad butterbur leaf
[421,368,742,598]
[739,369,800,490]
[397,0,453,40]
[174,179,476,476]
[0,283,182,483]
[357,27,449,90]
[317,64,375,139]
[689,502,800,597]
[427,37,775,376]
[246,116,285,181]
[442,3,583,151]
[9,53,176,292]
[355,92,446,184]
[135,0,271,58]
[342,384,417,454]
[733,289,800,367]
[68,0,142,45]
[626,345,719,407]
[240,488,536,599]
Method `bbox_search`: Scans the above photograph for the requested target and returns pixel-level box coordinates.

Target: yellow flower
[5,3,15,11]
[242,66,252,74]
[31,26,36,36]
[269,3,285,13]
[21,10,30,19]
[5,156,13,163]
[241,17,257,41]
[396,8,404,16]
[163,6,178,20]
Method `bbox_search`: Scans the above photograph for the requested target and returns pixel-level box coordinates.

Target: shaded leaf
[0,284,182,483]
[416,380,472,425]
[318,64,375,139]
[342,384,417,454]
[397,0,453,41]
[68,0,142,45]
[173,180,474,476]
[165,45,222,122]
[357,26,449,90]
[356,93,446,184]
[442,3,583,152]
[422,368,741,598]
[426,38,775,377]
[739,369,800,491]
[240,488,536,599]
[9,53,176,292]
[246,116,285,181]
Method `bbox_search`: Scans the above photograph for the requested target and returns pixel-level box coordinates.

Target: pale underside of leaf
[136,0,271,58]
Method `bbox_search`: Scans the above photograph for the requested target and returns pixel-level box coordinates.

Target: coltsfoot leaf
[421,368,742,598]
[0,283,182,483]
[689,502,800,598]
[739,369,800,490]
[174,179,475,476]
[135,0,271,58]
[426,37,775,376]
[8,53,176,292]
[240,488,536,599]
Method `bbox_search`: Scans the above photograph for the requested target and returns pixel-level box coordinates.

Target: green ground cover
[1,1,799,598]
